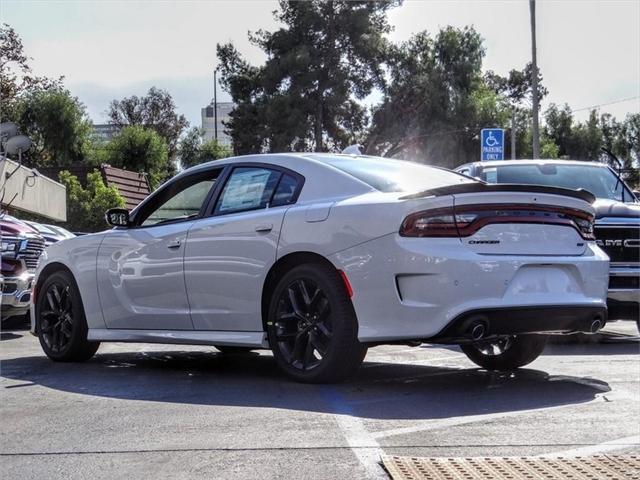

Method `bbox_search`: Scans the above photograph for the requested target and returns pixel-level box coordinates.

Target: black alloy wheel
[39,281,74,354]
[273,277,333,371]
[267,263,366,383]
[36,271,100,362]
[460,334,547,371]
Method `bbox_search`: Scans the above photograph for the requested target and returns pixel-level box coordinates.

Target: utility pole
[529,0,540,158]
[511,109,517,160]
[213,68,218,142]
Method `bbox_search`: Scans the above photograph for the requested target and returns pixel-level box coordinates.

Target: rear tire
[460,335,547,371]
[266,263,366,383]
[36,271,100,362]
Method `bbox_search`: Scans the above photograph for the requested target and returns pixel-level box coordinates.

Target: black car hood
[593,198,640,220]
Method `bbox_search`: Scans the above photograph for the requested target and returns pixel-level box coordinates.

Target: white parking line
[323,389,388,480]
[536,435,640,457]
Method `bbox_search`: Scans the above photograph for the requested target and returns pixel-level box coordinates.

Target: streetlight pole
[213,68,218,142]
[529,0,540,158]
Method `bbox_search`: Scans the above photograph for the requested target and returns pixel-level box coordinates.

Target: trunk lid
[452,190,594,256]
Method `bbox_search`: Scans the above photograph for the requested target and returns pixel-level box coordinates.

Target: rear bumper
[429,305,607,343]
[331,234,609,342]
[1,273,34,320]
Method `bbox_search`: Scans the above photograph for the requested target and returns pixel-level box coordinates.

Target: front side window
[215,167,281,214]
[138,170,220,227]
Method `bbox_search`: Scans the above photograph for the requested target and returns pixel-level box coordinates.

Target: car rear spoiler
[401,183,596,204]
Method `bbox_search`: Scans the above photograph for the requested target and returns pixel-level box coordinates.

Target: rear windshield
[479,164,633,202]
[310,155,475,193]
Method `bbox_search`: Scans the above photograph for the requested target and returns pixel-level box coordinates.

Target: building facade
[201,102,233,146]
[92,124,121,142]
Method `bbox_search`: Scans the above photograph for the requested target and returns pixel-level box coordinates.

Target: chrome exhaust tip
[471,323,486,341]
[590,317,603,334]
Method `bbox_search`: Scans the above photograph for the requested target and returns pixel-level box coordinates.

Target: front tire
[36,271,100,362]
[266,263,366,383]
[460,335,547,371]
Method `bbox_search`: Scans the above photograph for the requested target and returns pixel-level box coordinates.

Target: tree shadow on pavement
[0,347,613,421]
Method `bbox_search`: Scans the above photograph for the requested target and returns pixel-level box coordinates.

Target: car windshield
[479,163,633,202]
[311,155,475,193]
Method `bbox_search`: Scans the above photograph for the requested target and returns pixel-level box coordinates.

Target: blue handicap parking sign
[481,128,505,161]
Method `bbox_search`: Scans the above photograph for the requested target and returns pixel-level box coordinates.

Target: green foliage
[366,26,497,167]
[178,127,232,169]
[10,87,93,168]
[0,23,63,115]
[106,86,189,165]
[102,126,169,188]
[217,0,399,154]
[58,170,125,233]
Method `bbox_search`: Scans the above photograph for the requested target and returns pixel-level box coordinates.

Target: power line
[570,95,640,113]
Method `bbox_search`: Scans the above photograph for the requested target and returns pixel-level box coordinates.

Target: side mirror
[105,208,130,227]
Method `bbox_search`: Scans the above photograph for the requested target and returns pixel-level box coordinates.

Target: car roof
[459,159,610,169]
[185,152,387,173]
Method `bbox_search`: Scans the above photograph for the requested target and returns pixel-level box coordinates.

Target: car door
[184,165,303,331]
[96,168,222,330]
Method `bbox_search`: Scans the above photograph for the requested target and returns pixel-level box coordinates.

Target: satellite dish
[5,135,32,155]
[0,122,18,140]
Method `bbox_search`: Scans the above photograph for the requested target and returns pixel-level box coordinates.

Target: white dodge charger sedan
[31,153,609,382]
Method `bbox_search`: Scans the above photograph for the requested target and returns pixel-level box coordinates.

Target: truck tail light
[400,204,595,240]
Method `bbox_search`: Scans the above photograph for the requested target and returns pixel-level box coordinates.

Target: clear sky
[2,0,639,128]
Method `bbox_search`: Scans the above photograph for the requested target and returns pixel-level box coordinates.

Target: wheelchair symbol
[485,131,499,147]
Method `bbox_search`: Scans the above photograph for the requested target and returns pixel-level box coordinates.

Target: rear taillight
[400,204,595,240]
[400,208,470,237]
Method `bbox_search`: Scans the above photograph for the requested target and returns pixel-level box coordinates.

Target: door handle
[255,224,273,233]
[167,239,181,249]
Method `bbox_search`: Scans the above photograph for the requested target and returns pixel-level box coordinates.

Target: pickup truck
[455,159,639,331]
[1,216,46,322]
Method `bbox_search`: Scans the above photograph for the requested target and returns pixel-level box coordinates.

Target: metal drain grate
[381,455,640,480]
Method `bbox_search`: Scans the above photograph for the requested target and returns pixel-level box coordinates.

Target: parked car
[1,216,46,322]
[455,159,639,330]
[24,221,74,246]
[31,154,608,382]
[44,224,75,240]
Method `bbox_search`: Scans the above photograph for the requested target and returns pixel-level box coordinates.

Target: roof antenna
[341,144,363,155]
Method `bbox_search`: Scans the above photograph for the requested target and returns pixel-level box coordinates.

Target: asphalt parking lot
[1,320,639,480]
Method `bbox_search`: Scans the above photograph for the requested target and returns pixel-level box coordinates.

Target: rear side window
[215,167,281,214]
[271,174,300,207]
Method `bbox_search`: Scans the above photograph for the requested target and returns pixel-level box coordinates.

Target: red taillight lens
[400,204,595,239]
[400,208,464,237]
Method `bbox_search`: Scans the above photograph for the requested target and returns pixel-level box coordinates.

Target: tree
[0,23,62,115]
[11,86,92,168]
[103,126,169,188]
[107,87,189,164]
[217,0,399,154]
[366,26,497,166]
[178,127,232,169]
[58,170,125,233]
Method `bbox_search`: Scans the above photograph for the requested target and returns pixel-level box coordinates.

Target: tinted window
[480,164,633,202]
[216,167,281,214]
[271,174,300,207]
[311,155,474,193]
[137,169,221,227]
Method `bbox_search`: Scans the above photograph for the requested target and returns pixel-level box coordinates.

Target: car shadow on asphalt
[0,346,618,421]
